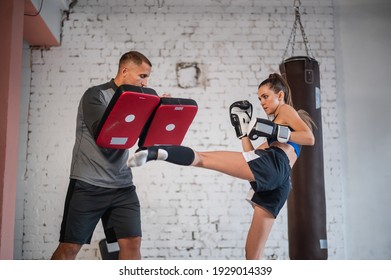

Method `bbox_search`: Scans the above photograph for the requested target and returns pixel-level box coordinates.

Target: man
[51,51,152,259]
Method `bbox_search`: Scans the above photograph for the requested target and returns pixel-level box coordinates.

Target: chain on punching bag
[279,0,328,260]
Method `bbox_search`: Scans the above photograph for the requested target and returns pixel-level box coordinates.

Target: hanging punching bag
[279,56,328,259]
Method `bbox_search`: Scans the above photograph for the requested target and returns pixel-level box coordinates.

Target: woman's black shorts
[245,147,291,218]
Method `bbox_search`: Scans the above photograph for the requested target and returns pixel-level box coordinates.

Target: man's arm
[82,88,107,138]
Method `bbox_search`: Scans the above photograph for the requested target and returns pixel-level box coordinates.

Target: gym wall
[19,0,343,259]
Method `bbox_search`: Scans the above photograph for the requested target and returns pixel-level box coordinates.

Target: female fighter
[128,73,315,259]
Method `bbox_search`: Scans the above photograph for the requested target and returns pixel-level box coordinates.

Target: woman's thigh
[196,150,255,181]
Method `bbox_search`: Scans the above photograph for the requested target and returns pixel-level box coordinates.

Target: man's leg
[51,242,82,260]
[117,236,142,260]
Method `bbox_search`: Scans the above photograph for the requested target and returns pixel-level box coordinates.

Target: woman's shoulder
[278,104,297,116]
[274,104,300,126]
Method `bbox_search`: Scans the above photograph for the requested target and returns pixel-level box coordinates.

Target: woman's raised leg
[128,145,255,181]
[193,150,255,181]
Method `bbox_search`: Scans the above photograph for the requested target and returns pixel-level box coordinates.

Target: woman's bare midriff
[270,142,297,168]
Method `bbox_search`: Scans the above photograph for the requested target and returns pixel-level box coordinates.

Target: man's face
[121,61,151,87]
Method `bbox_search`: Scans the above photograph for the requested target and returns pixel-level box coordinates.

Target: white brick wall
[22,0,343,259]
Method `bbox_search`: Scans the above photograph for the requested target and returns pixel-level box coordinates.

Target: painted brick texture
[23,0,343,259]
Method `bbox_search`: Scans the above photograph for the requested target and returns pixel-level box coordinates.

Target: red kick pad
[139,97,198,147]
[95,85,160,149]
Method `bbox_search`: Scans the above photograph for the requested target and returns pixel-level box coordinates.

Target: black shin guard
[145,147,159,161]
[158,145,195,166]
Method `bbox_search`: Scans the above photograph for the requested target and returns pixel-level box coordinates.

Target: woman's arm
[241,136,255,151]
[241,135,269,151]
[276,104,315,146]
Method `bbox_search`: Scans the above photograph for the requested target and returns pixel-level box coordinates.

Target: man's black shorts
[59,179,141,244]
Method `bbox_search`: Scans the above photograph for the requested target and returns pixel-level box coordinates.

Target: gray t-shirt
[70,79,133,188]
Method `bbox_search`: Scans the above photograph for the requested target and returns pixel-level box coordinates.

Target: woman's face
[257,85,281,116]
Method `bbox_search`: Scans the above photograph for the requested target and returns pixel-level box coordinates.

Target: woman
[128,73,315,259]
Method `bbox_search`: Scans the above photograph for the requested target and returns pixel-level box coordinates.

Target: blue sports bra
[268,116,301,157]
[267,135,302,157]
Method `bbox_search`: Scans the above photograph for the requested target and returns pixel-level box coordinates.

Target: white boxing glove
[229,100,253,139]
